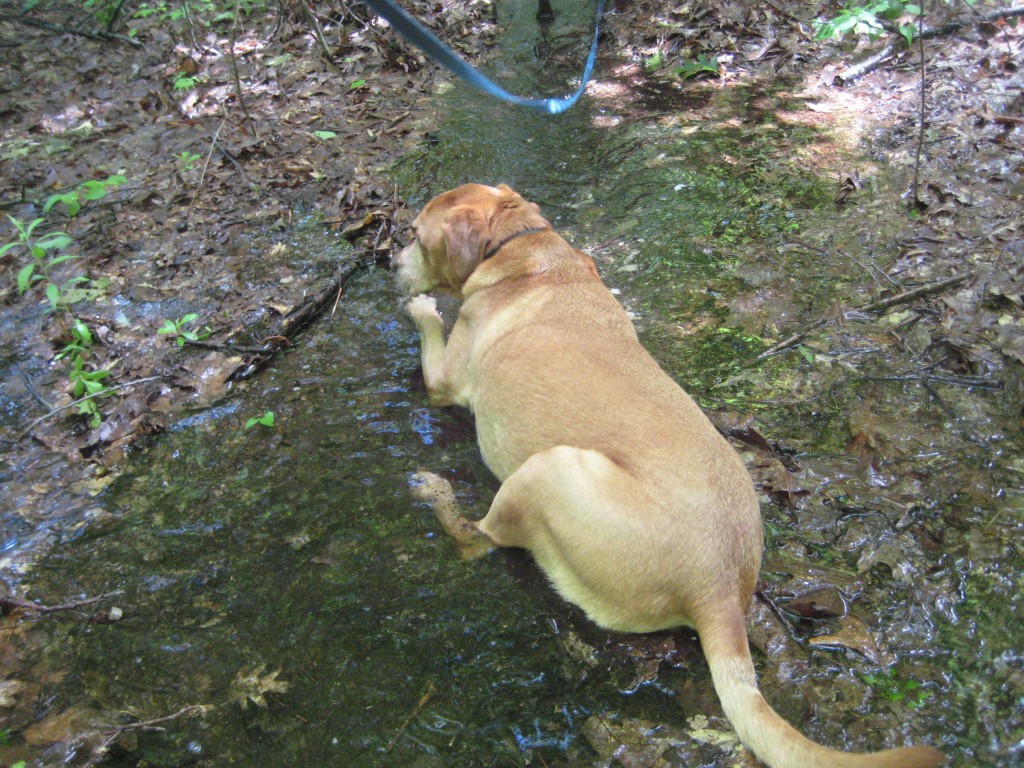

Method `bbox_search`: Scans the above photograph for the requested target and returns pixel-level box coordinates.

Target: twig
[862,372,1002,390]
[384,682,436,753]
[189,113,229,209]
[230,1,259,139]
[833,5,1024,84]
[104,0,128,34]
[299,0,336,65]
[833,44,896,85]
[0,12,142,46]
[16,375,164,441]
[922,5,1024,38]
[758,273,970,359]
[232,251,386,380]
[85,705,206,768]
[1,590,125,615]
[911,0,928,208]
[15,363,54,411]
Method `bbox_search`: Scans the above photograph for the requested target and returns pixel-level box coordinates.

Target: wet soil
[1,1,1022,766]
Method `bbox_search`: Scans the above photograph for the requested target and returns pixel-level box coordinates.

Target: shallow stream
[6,2,1022,767]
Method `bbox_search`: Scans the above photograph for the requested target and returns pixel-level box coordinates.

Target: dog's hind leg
[477,446,688,633]
[410,471,494,559]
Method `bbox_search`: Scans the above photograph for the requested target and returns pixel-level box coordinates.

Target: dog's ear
[442,205,488,284]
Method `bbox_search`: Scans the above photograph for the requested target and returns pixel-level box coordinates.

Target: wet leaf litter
[1,1,1022,767]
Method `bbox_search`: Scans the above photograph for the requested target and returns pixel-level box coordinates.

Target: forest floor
[0,0,1021,764]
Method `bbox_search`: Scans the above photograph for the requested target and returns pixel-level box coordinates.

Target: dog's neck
[483,226,550,260]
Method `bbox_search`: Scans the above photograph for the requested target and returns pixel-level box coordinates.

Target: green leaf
[71,319,93,346]
[158,320,178,334]
[17,263,36,294]
[181,313,199,324]
[47,251,80,267]
[44,192,77,214]
[45,282,61,310]
[245,411,276,429]
[349,79,366,90]
[313,130,338,140]
[798,345,816,364]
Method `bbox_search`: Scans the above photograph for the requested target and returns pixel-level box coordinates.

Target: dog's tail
[698,605,945,768]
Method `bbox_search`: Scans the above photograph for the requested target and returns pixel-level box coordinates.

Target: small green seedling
[173,73,200,91]
[69,355,112,428]
[245,411,275,430]
[5,215,102,313]
[643,50,664,72]
[312,130,338,141]
[178,151,203,172]
[158,314,211,346]
[55,319,94,361]
[43,175,127,217]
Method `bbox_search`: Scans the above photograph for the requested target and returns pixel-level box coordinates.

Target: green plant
[173,73,201,91]
[677,53,719,80]
[6,216,73,296]
[178,150,203,172]
[312,130,338,141]
[245,411,275,429]
[134,0,268,24]
[158,313,211,346]
[55,318,95,361]
[5,215,108,314]
[858,669,933,708]
[643,50,664,71]
[7,216,108,314]
[815,1,921,44]
[43,175,127,217]
[68,353,112,428]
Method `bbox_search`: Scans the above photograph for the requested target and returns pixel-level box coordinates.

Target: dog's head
[393,184,551,296]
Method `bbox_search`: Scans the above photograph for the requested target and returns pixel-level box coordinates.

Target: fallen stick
[16,376,164,442]
[1,590,125,615]
[834,44,896,85]
[231,251,387,380]
[758,272,970,359]
[85,705,207,768]
[0,12,142,46]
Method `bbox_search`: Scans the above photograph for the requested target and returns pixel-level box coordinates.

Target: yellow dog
[393,183,944,768]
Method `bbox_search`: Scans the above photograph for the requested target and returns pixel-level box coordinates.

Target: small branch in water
[1,590,125,616]
[15,375,165,442]
[384,682,436,753]
[861,372,1002,390]
[758,273,970,359]
[15,363,54,412]
[85,705,208,768]
[233,250,387,380]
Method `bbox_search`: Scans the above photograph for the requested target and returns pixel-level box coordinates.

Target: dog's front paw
[407,294,441,324]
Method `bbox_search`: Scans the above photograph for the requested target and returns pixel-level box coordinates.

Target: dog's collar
[483,226,549,260]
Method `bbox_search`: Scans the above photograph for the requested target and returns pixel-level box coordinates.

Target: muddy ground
[1,0,1022,766]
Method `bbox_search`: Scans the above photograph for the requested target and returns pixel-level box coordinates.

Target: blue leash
[361,0,604,115]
